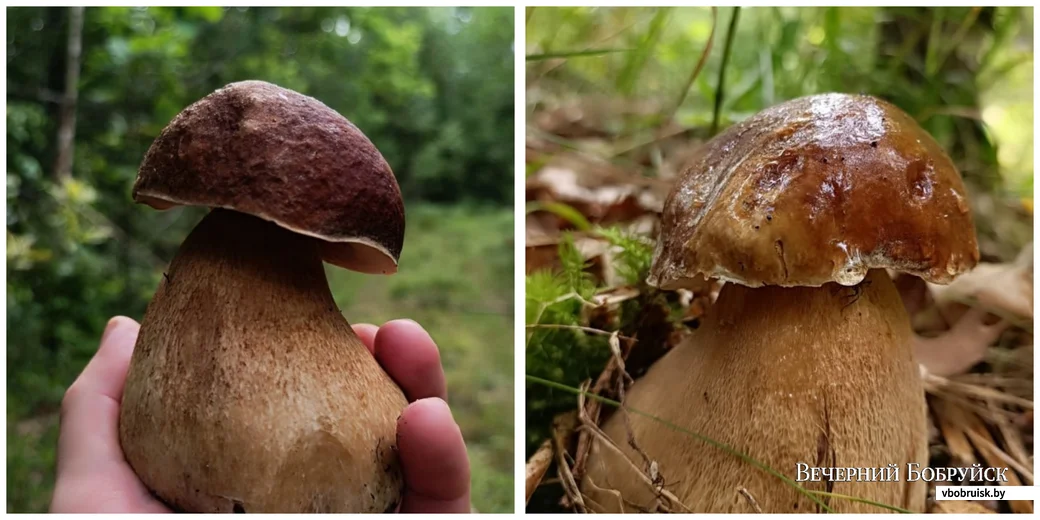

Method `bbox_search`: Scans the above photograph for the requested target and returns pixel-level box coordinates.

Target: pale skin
[51,316,471,513]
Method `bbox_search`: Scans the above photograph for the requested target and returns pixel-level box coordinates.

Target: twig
[525,290,598,349]
[553,417,586,513]
[555,447,586,513]
[525,440,553,505]
[994,414,1032,479]
[609,332,655,484]
[583,473,628,513]
[924,372,1034,409]
[738,487,762,513]
[926,384,1023,422]
[525,323,638,343]
[575,388,691,512]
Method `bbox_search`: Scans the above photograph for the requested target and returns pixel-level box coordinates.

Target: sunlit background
[7,6,514,512]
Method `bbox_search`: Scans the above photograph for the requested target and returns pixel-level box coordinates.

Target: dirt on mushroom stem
[119,208,408,513]
[582,269,928,513]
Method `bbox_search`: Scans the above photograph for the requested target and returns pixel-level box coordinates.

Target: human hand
[353,320,472,513]
[51,317,470,513]
[51,316,169,513]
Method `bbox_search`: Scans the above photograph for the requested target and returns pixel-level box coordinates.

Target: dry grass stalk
[925,372,1033,409]
[572,384,691,513]
[960,411,1034,514]
[572,333,636,482]
[525,439,553,505]
[933,399,978,465]
[738,487,763,513]
[552,411,585,513]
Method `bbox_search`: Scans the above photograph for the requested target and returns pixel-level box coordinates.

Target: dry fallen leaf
[526,152,669,224]
[930,244,1033,321]
[916,307,1011,377]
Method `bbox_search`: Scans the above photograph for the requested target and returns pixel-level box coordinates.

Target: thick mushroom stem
[583,269,927,513]
[119,209,407,513]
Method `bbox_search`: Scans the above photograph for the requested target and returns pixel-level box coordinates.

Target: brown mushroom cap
[649,93,979,289]
[133,80,404,275]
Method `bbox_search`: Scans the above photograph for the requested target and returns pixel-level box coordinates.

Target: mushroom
[581,93,979,513]
[118,81,408,513]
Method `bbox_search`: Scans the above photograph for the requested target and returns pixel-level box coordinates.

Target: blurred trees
[10,7,513,203]
[526,6,1032,196]
[526,6,1032,261]
[7,7,513,512]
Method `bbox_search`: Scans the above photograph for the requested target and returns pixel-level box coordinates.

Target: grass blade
[526,201,593,231]
[711,6,741,135]
[670,7,717,118]
[526,48,632,61]
[525,374,838,513]
[616,7,671,96]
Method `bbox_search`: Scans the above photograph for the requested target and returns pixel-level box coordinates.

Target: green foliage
[6,414,60,514]
[527,6,1033,194]
[525,237,606,452]
[387,205,512,310]
[7,7,512,512]
[596,226,654,285]
[524,228,667,455]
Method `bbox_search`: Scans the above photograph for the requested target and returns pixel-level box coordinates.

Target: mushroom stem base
[582,269,927,513]
[119,209,407,513]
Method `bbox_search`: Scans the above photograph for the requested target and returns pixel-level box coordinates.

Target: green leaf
[526,201,592,231]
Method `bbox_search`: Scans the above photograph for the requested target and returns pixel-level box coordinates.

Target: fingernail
[384,318,420,329]
[101,316,130,344]
[353,323,379,335]
[423,396,454,420]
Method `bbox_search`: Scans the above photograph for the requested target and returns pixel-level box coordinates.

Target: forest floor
[524,95,1033,514]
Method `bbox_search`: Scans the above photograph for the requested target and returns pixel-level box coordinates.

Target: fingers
[352,323,379,354]
[363,320,465,513]
[397,398,471,513]
[374,320,447,402]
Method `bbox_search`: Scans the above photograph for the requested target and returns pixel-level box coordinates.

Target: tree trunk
[53,6,84,180]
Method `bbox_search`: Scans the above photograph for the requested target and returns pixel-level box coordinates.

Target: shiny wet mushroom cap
[583,94,979,513]
[649,93,979,289]
[133,80,405,275]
